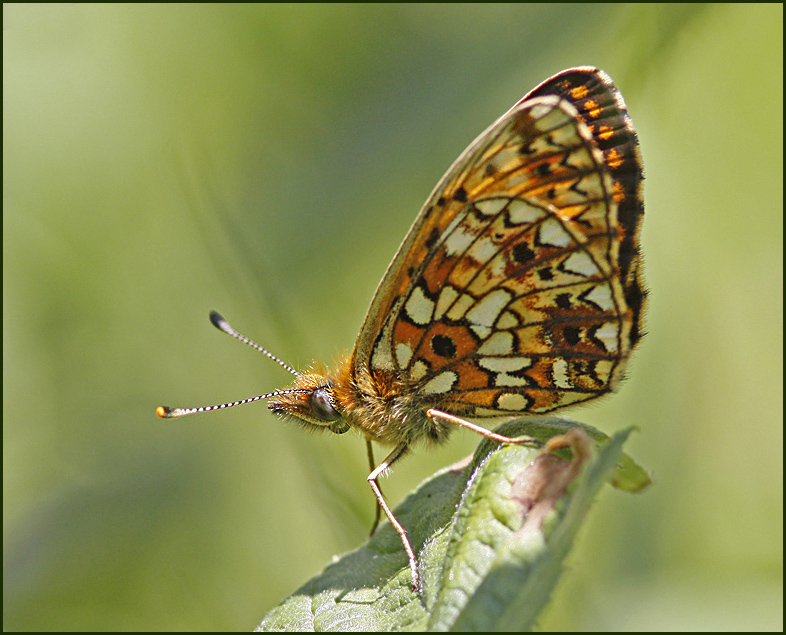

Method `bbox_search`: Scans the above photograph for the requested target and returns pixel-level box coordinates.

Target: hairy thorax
[332,355,454,448]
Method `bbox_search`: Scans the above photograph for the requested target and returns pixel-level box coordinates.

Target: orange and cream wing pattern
[352,67,644,417]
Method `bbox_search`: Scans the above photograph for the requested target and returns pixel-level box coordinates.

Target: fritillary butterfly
[158,67,645,592]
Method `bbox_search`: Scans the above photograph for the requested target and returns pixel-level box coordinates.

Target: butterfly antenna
[208,311,299,376]
[156,312,304,419]
[157,388,311,419]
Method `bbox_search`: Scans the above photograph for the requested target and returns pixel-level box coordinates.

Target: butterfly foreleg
[426,408,539,446]
[366,441,422,592]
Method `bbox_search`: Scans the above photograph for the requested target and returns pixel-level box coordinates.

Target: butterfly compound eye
[310,387,341,422]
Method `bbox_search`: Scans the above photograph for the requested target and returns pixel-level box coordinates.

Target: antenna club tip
[209,311,228,331]
[156,406,171,418]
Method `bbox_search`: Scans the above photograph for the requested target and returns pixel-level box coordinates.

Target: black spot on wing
[431,334,457,359]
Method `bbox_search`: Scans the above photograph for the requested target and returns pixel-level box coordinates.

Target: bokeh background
[4,4,782,631]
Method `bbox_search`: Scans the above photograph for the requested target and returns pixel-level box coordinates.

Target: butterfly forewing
[354,69,644,419]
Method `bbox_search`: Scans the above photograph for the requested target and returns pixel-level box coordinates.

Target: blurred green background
[4,4,782,631]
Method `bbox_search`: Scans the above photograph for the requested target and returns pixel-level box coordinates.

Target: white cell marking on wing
[496,311,519,330]
[441,214,463,243]
[479,357,532,372]
[529,103,566,130]
[470,324,492,340]
[409,360,429,382]
[543,118,585,150]
[538,217,573,248]
[576,170,606,197]
[372,348,394,371]
[467,237,499,265]
[423,371,458,395]
[506,199,546,226]
[446,293,475,321]
[526,134,562,158]
[404,285,434,325]
[552,358,572,389]
[371,320,395,371]
[434,285,459,320]
[593,321,620,353]
[595,359,615,383]
[583,283,615,311]
[477,331,514,355]
[562,251,599,277]
[493,147,523,174]
[497,392,530,410]
[395,342,413,369]
[550,182,594,206]
[444,229,475,256]
[581,200,609,229]
[466,289,512,329]
[558,145,595,171]
[474,198,508,217]
[495,373,530,387]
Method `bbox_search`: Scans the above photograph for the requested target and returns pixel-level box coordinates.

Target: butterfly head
[268,370,351,435]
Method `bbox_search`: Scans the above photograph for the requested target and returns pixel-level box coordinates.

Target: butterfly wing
[352,67,644,417]
[527,67,645,349]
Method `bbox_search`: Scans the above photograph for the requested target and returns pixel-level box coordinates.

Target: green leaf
[256,416,650,632]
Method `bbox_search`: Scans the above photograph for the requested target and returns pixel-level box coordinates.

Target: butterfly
[158,67,645,592]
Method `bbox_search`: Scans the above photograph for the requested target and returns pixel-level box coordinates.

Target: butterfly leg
[426,408,540,446]
[366,439,382,535]
[367,442,422,592]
